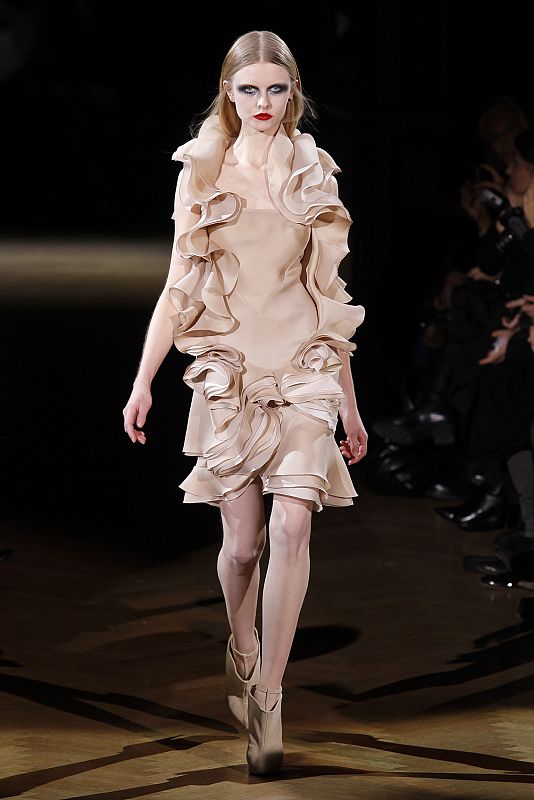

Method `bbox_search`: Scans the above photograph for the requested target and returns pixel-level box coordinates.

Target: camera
[478,187,530,253]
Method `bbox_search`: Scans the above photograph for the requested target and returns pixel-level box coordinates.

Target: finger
[480,163,502,181]
[124,406,145,443]
[136,402,149,428]
[506,297,525,308]
[479,354,495,365]
[123,413,137,442]
[474,180,501,192]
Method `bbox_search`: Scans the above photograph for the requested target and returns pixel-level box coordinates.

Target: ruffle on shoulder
[168,114,364,355]
[168,119,240,346]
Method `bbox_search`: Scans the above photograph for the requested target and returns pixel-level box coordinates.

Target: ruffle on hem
[179,399,358,513]
[168,114,365,355]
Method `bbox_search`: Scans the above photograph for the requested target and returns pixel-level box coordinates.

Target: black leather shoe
[371,404,456,447]
[480,572,534,591]
[434,505,461,522]
[456,508,507,531]
[463,555,509,574]
[435,483,507,531]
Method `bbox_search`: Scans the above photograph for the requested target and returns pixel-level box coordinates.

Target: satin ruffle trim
[179,339,357,512]
[181,337,345,478]
[168,113,365,354]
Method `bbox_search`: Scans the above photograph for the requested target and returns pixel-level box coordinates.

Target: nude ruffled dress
[168,114,365,512]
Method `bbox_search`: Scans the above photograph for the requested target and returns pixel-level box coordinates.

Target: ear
[223,79,234,103]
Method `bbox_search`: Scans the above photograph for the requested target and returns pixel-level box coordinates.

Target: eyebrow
[236,82,289,89]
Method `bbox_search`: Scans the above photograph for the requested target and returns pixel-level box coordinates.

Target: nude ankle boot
[246,685,283,775]
[225,627,261,729]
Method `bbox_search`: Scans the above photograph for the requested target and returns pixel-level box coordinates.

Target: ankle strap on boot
[254,686,282,696]
[231,641,259,658]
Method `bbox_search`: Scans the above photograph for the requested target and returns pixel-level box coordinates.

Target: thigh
[270,494,314,540]
[219,476,266,541]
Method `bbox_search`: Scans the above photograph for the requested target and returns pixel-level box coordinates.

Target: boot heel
[246,685,283,775]
[225,627,261,729]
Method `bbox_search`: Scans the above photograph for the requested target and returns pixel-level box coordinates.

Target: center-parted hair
[192,30,316,139]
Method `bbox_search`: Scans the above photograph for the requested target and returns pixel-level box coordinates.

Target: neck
[230,125,279,169]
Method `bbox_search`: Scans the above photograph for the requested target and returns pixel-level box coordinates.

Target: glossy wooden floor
[3,489,534,799]
[2,238,534,798]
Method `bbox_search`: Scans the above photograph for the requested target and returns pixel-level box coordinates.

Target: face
[223,61,295,136]
[505,150,534,195]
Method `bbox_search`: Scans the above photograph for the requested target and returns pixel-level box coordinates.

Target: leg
[217,477,266,678]
[256,494,314,710]
[507,450,534,538]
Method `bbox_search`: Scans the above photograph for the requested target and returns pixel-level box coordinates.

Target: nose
[257,92,270,109]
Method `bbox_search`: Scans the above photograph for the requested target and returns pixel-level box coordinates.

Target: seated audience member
[370,129,534,537]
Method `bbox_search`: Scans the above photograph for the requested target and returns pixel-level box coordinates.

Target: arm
[122,185,200,443]
[337,349,368,465]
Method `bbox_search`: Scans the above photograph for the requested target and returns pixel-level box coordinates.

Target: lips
[254,114,272,120]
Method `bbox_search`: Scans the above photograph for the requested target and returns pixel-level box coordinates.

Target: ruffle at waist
[182,335,345,478]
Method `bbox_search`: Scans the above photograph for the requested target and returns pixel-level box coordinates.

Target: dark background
[2,1,533,555]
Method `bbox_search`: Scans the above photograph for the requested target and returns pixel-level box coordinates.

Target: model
[123,29,367,775]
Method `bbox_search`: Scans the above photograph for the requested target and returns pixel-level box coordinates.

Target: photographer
[371,131,534,524]
[460,94,529,239]
[434,131,534,534]
[471,130,534,302]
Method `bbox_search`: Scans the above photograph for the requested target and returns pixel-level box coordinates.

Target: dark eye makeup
[237,83,289,95]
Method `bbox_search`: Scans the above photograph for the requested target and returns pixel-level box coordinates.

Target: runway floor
[3,490,534,799]
[2,238,534,798]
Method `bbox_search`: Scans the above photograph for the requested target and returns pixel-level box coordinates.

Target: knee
[222,532,266,571]
[269,499,312,561]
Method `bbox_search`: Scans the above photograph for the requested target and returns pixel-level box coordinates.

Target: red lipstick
[254,113,272,120]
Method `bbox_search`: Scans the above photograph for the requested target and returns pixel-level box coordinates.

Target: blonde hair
[191,30,316,139]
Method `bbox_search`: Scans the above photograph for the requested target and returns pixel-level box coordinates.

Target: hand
[460,166,505,227]
[501,310,521,330]
[460,179,493,232]
[123,382,152,444]
[523,177,534,228]
[478,328,514,365]
[522,298,534,321]
[338,411,368,465]
[478,163,506,187]
[467,266,496,282]
[505,296,528,310]
[506,294,534,321]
